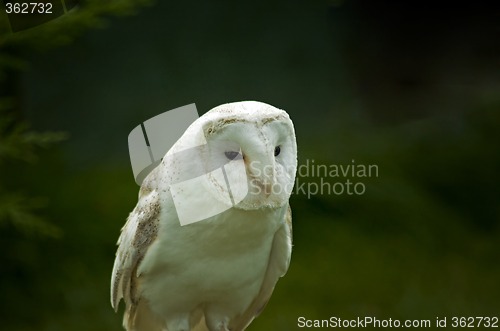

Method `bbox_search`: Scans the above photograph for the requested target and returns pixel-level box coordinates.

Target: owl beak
[252,178,274,197]
[247,159,275,197]
[260,181,272,197]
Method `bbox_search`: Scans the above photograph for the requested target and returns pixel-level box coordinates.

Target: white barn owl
[111,101,297,331]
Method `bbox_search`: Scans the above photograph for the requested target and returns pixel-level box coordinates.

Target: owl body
[112,101,297,331]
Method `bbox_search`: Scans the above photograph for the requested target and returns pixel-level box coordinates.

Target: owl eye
[224,151,240,160]
[274,146,281,156]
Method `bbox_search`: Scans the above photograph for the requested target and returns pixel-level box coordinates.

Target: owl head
[160,101,297,224]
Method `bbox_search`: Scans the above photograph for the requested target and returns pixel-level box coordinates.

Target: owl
[111,101,297,331]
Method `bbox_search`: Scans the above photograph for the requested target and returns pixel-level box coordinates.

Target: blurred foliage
[0,0,154,330]
[0,1,499,331]
[0,100,67,237]
[0,111,67,163]
[0,109,67,329]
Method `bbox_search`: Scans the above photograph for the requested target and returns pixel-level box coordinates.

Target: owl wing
[110,185,161,314]
[230,205,293,331]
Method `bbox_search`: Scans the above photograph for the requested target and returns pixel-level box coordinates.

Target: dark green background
[1,1,499,330]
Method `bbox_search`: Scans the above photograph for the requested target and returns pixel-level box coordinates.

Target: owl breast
[137,203,287,324]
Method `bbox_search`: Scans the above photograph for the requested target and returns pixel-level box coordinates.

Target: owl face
[200,103,297,211]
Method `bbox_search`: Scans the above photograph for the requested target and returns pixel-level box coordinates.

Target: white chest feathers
[140,205,288,329]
